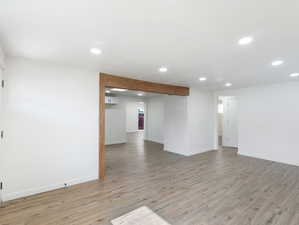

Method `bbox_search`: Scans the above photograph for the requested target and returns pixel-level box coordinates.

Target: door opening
[217,96,238,150]
[138,106,144,130]
[99,73,189,179]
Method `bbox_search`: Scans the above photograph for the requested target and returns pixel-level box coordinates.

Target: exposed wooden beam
[100,73,189,96]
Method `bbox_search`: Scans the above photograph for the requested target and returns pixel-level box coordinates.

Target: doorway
[104,88,146,146]
[99,73,189,179]
[104,88,169,176]
[217,96,238,149]
[138,106,144,130]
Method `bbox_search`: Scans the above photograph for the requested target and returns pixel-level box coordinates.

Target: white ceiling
[1,0,299,90]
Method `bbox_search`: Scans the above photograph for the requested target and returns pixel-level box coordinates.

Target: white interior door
[222,96,238,148]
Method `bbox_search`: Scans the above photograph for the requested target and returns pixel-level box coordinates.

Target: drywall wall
[126,102,138,132]
[105,104,126,145]
[164,88,214,156]
[2,57,99,201]
[164,95,189,155]
[126,101,139,132]
[215,81,299,166]
[105,96,144,145]
[145,96,164,144]
[0,45,4,69]
[186,88,215,155]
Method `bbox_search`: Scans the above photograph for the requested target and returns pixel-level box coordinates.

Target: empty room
[1,1,299,225]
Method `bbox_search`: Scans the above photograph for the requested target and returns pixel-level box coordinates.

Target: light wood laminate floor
[1,132,299,225]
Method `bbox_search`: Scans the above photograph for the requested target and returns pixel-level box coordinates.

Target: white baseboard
[163,148,189,156]
[2,175,98,202]
[126,130,139,133]
[105,141,127,145]
[144,138,164,145]
[0,193,3,205]
[164,147,214,157]
[239,152,299,167]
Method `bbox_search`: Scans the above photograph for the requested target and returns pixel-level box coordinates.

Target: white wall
[2,57,99,201]
[145,96,164,144]
[164,95,189,155]
[126,101,143,132]
[215,82,299,166]
[164,88,214,156]
[105,104,126,145]
[0,45,4,69]
[186,88,215,155]
[105,96,144,144]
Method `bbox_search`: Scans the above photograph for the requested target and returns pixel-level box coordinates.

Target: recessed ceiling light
[290,73,299,78]
[225,82,232,87]
[137,93,144,96]
[238,36,253,45]
[272,60,284,66]
[199,77,207,82]
[159,67,168,72]
[90,47,102,55]
[105,90,111,93]
[110,88,127,92]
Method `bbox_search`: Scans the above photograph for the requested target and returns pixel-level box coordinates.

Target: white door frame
[213,91,239,150]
